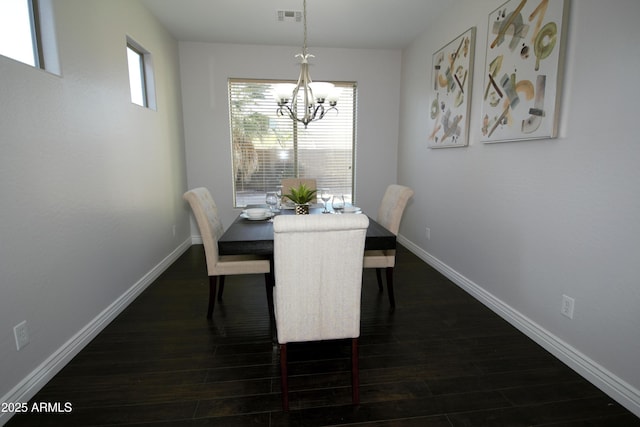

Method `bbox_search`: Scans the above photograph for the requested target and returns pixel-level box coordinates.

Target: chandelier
[273,0,338,128]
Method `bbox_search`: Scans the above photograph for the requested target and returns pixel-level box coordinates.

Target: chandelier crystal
[274,0,338,128]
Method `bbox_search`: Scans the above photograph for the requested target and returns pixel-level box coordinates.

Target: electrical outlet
[561,295,575,319]
[14,321,29,351]
[425,227,431,240]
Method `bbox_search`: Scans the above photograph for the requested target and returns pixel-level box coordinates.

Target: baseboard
[397,235,640,418]
[0,238,192,426]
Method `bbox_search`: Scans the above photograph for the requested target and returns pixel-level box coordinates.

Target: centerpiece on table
[283,183,317,215]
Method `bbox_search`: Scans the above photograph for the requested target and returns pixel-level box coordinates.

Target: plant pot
[295,204,310,215]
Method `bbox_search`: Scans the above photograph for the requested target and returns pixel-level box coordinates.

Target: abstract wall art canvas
[428,27,476,148]
[480,0,570,143]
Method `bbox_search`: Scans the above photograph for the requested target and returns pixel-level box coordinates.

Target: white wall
[179,42,401,228]
[397,0,640,416]
[0,0,190,418]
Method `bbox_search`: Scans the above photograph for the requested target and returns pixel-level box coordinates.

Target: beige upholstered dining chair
[363,184,414,309]
[273,214,369,411]
[183,188,271,319]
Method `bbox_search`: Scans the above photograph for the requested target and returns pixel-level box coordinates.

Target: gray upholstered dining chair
[363,184,414,309]
[183,187,271,319]
[273,214,369,411]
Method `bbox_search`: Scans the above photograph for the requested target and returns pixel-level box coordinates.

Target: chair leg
[351,338,360,405]
[207,276,217,319]
[265,272,275,320]
[375,268,383,292]
[217,276,225,301]
[386,267,395,308]
[267,261,277,344]
[280,344,289,411]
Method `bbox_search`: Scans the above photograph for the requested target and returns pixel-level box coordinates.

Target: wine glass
[275,185,283,210]
[332,194,344,214]
[320,188,331,213]
[265,191,278,213]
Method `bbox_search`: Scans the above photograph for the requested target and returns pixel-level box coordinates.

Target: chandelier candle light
[274,0,338,128]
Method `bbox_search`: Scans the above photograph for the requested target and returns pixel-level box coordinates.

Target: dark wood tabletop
[218,206,396,256]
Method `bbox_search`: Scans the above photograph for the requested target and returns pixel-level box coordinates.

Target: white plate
[240,212,274,221]
[243,207,270,216]
[343,206,361,214]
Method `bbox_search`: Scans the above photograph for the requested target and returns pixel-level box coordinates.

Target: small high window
[0,0,61,75]
[0,0,42,67]
[126,37,156,109]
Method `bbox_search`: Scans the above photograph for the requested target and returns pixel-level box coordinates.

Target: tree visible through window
[228,79,356,207]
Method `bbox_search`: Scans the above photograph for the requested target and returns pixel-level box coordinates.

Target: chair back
[183,188,224,275]
[273,214,369,344]
[376,184,414,235]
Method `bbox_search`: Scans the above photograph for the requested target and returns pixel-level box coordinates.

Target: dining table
[218,205,396,342]
[218,205,396,256]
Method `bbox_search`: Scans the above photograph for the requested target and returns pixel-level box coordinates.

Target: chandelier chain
[302,0,308,56]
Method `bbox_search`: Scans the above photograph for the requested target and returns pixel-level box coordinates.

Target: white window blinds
[228,79,356,207]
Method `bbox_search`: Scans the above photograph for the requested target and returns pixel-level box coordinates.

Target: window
[0,0,42,67]
[228,79,357,207]
[127,45,146,107]
[126,38,156,109]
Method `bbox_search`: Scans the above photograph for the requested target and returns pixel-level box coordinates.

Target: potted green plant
[283,183,317,215]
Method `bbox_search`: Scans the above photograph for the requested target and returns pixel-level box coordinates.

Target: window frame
[228,78,357,208]
[126,37,157,110]
[0,0,44,68]
[29,0,44,68]
[127,43,148,107]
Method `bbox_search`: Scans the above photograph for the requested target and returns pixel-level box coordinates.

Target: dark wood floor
[7,245,640,426]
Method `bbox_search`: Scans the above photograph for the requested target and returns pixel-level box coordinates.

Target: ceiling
[140,0,460,50]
